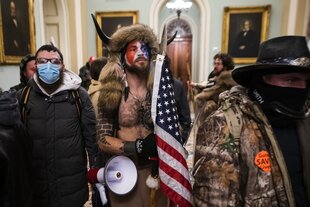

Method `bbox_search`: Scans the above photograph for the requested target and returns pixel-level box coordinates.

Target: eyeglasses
[36,58,62,65]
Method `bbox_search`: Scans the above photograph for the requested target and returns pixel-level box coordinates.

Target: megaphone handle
[95,183,108,205]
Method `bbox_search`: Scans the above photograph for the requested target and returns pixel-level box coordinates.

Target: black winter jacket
[0,90,33,207]
[20,74,97,207]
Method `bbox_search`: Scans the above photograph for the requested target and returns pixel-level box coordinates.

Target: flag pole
[149,25,167,207]
[149,189,156,207]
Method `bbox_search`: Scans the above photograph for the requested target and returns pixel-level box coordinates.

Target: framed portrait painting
[0,0,36,64]
[221,5,271,64]
[95,11,138,57]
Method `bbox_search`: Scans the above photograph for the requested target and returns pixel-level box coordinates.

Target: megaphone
[93,155,138,195]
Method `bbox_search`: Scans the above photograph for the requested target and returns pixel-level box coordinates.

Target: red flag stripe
[160,174,193,207]
[156,140,191,186]
[155,126,193,206]
[155,126,187,164]
[159,159,192,190]
[157,135,188,167]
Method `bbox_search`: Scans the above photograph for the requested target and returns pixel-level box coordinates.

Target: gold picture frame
[0,0,36,64]
[95,11,138,57]
[221,5,271,64]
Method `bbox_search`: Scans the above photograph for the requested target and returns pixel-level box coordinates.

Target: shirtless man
[95,24,167,207]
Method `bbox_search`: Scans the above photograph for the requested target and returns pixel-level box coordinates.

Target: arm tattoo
[96,107,115,141]
[99,136,111,146]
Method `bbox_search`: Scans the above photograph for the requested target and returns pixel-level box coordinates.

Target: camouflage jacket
[193,85,296,207]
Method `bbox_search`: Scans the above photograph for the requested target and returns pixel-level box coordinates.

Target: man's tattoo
[138,94,153,130]
[99,136,111,146]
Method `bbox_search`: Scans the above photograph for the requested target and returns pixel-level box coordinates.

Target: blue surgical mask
[37,62,61,84]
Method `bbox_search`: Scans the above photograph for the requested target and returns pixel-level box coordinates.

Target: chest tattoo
[118,92,153,130]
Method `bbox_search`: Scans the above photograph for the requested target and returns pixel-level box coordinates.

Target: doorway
[167,19,192,92]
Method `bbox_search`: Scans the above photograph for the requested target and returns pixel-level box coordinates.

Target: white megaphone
[96,155,138,195]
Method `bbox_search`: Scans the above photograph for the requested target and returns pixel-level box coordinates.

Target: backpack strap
[20,87,82,121]
[221,92,243,141]
[71,90,82,119]
[20,85,32,122]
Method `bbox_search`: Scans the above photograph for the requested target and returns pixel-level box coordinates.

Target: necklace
[129,90,147,103]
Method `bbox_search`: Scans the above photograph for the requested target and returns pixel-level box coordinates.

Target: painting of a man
[230,19,259,57]
[228,13,261,57]
[1,0,31,56]
[222,5,271,64]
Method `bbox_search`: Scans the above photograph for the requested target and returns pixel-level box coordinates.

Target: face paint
[125,40,149,67]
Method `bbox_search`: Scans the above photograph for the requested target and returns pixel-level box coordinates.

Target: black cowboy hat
[232,35,310,87]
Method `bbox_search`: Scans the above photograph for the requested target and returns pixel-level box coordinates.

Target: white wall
[0,66,20,91]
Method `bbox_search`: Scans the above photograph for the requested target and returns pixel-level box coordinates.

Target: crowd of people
[1,19,310,207]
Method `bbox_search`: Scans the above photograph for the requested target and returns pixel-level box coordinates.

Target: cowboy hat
[232,35,310,87]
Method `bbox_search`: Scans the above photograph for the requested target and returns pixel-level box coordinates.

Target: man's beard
[213,68,223,76]
[37,71,64,94]
[125,61,150,77]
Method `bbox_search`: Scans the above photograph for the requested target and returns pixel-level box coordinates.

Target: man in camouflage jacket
[193,36,310,206]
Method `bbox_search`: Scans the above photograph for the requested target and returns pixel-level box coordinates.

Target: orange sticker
[254,150,271,172]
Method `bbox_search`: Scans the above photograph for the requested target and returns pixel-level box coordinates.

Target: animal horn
[167,31,177,45]
[91,14,111,45]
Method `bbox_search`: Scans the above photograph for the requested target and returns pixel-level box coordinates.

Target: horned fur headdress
[92,15,159,115]
[92,14,176,115]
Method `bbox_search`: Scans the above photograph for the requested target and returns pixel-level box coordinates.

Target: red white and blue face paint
[125,40,149,67]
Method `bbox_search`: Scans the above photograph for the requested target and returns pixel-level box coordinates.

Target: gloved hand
[124,133,158,159]
[135,133,157,158]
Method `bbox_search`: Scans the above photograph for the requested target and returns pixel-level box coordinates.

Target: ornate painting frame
[95,11,138,57]
[221,5,271,64]
[0,0,36,64]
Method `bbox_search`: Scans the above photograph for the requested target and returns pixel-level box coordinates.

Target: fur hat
[108,24,159,63]
[97,24,159,115]
[232,36,310,87]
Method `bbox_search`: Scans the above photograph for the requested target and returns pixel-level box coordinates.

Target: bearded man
[92,24,168,207]
[18,44,97,207]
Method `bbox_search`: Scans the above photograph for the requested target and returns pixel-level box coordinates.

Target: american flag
[151,54,193,207]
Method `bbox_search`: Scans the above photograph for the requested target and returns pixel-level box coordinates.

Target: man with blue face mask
[18,44,97,207]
